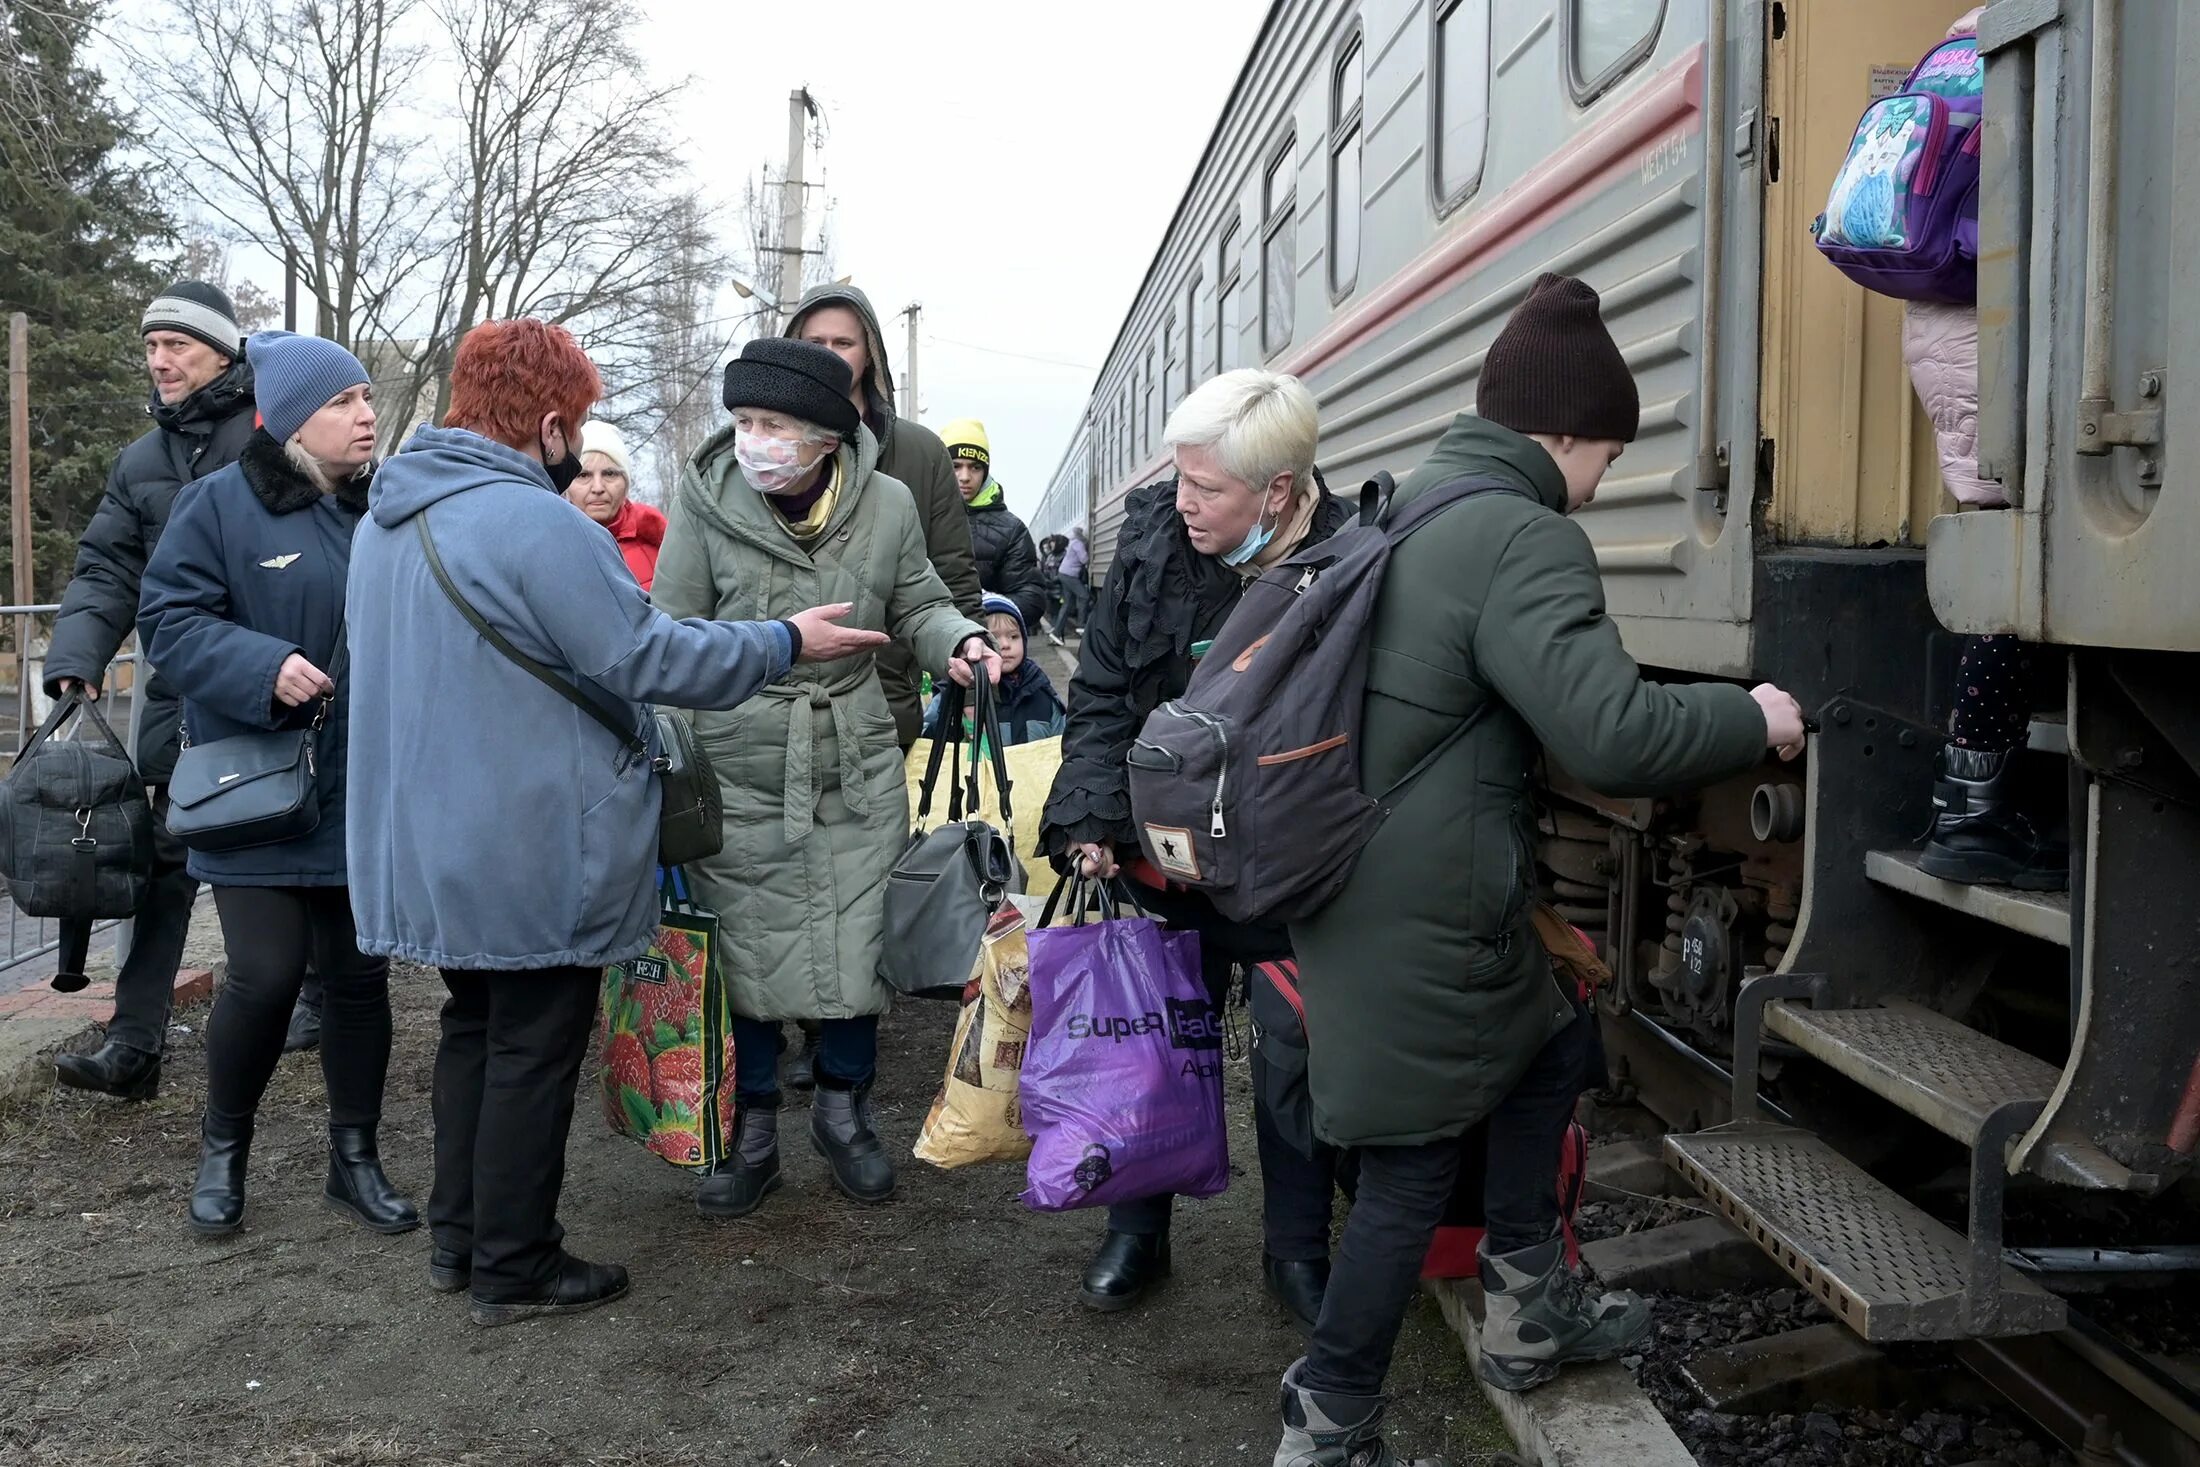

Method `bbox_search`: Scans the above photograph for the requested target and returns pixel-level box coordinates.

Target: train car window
[1218,216,1243,374]
[1144,347,1160,453]
[1163,312,1181,413]
[1567,0,1666,104]
[1262,137,1296,356]
[1184,275,1202,394]
[1330,33,1365,298]
[1434,0,1491,212]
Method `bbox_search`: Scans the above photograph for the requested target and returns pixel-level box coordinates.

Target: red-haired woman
[345,318,886,1327]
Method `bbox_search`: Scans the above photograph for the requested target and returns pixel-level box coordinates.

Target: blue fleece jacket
[345,426,793,970]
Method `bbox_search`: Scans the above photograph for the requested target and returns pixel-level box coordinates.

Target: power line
[922,335,1096,373]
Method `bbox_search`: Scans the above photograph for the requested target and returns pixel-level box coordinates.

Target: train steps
[1760,998,2129,1189]
[1863,849,2071,947]
[1664,1124,2067,1343]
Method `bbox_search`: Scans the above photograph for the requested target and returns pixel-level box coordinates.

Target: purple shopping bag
[1020,881,1229,1212]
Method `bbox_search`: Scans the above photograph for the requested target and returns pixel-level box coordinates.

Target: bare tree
[133,0,433,356]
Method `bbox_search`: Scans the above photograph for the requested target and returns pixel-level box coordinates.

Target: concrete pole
[772,89,813,333]
[901,303,921,421]
[9,314,30,611]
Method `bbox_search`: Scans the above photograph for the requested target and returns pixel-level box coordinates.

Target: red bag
[1420,1119,1589,1278]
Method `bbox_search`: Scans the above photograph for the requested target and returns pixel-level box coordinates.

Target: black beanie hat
[1476,273,1639,443]
[142,279,244,357]
[720,337,861,439]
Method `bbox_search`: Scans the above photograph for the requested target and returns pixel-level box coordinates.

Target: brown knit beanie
[1476,273,1639,443]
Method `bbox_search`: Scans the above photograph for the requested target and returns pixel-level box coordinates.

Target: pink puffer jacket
[1902,301,2003,507]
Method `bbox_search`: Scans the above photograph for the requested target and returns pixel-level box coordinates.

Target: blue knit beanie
[248,331,371,443]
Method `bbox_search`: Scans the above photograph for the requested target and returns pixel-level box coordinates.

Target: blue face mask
[1220,509,1278,567]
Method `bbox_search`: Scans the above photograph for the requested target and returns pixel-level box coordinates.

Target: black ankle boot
[810,1079,896,1204]
[785,1026,819,1092]
[468,1253,630,1328]
[1919,745,2068,890]
[1079,1229,1171,1312]
[1264,1254,1331,1335]
[428,1243,471,1294]
[283,979,323,1054]
[55,1038,161,1100]
[325,1125,421,1234]
[188,1116,251,1236]
[697,1105,782,1219]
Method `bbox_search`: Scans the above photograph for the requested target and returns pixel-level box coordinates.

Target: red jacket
[606,499,666,592]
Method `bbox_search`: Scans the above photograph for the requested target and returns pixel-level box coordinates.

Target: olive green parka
[654,422,983,1023]
[1289,416,1767,1147]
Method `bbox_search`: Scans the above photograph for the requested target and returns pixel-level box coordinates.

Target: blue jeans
[733,1015,877,1105]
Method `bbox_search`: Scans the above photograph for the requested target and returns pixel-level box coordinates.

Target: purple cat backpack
[1812,36,1984,304]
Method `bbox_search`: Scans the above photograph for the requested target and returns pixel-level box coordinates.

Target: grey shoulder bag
[166,618,342,854]
[883,672,1020,1000]
[414,513,723,869]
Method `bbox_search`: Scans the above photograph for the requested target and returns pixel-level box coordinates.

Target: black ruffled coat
[1039,477,1349,861]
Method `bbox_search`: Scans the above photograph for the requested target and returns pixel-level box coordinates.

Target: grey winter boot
[696,1105,781,1220]
[1477,1235,1651,1392]
[811,1079,896,1204]
[1272,1359,1445,1467]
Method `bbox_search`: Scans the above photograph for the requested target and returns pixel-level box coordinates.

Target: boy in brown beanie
[1272,275,1805,1466]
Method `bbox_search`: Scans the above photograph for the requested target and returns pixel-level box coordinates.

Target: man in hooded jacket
[787,285,981,749]
[43,280,256,1101]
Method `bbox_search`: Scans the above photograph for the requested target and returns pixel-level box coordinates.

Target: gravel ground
[0,962,1515,1466]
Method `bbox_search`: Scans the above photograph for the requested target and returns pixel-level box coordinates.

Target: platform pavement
[0,893,225,1104]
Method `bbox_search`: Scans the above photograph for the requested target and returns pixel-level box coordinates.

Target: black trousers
[106,792,199,1054]
[1302,1007,1594,1397]
[204,885,389,1129]
[1103,882,1344,1260]
[429,966,598,1298]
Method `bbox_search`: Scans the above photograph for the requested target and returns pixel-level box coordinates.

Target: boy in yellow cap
[939,418,1048,629]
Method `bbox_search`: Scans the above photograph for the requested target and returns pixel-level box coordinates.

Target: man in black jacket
[44,280,255,1100]
[939,418,1049,630]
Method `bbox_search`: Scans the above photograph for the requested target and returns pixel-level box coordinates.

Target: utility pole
[283,246,299,332]
[772,88,818,333]
[9,314,29,610]
[900,303,921,421]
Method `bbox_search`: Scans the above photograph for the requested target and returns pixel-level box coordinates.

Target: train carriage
[1049,0,2200,1351]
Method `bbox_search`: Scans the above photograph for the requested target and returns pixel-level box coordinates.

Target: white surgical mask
[735,429,814,495]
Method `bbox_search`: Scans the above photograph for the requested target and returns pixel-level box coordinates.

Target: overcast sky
[637,0,1270,518]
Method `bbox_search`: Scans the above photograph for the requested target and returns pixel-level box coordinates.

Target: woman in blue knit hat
[139,330,419,1239]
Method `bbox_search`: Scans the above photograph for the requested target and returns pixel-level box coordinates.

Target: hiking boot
[1079,1229,1171,1312]
[324,1124,420,1234]
[810,1079,895,1204]
[1271,1358,1445,1466]
[188,1116,252,1237]
[1265,1254,1330,1335]
[1918,745,2068,890]
[283,977,323,1053]
[697,1105,782,1219]
[55,1038,161,1101]
[468,1254,629,1328]
[1477,1236,1651,1393]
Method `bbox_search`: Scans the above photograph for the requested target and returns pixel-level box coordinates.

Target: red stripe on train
[1099,42,1708,507]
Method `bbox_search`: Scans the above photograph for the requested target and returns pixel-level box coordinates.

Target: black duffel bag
[0,689,155,920]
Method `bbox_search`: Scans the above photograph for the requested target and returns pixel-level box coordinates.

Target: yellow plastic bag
[914,904,1036,1169]
[903,733,1061,866]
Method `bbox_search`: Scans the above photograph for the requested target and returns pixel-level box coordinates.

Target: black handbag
[0,689,155,918]
[165,624,341,855]
[882,673,1021,1000]
[415,513,723,868]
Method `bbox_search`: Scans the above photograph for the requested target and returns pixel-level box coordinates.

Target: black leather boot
[785,1022,820,1091]
[810,1079,895,1203]
[696,1105,782,1219]
[1265,1254,1331,1335]
[1918,745,2068,890]
[188,1116,251,1236]
[283,975,323,1053]
[469,1253,630,1328]
[428,1243,471,1294]
[1079,1229,1172,1312]
[324,1125,421,1234]
[55,1038,161,1100]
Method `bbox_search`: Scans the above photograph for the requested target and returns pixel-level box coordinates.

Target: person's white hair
[1161,368,1318,494]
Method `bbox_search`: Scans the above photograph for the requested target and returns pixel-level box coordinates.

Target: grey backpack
[883,674,1021,1001]
[1125,475,1520,923]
